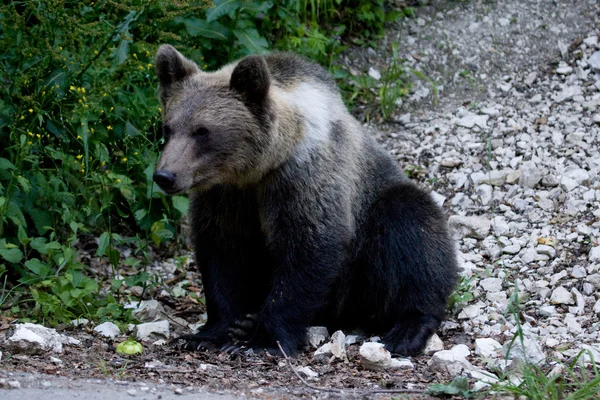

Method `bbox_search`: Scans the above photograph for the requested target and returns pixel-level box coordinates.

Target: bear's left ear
[230,55,271,101]
[155,44,199,102]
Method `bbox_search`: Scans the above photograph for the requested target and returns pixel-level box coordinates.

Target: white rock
[457,114,489,129]
[556,66,573,75]
[584,36,599,47]
[307,326,329,348]
[330,330,347,360]
[135,321,170,340]
[564,314,582,334]
[519,163,543,188]
[368,67,381,80]
[561,177,579,192]
[131,300,166,322]
[480,278,503,292]
[525,72,537,86]
[539,306,556,317]
[554,85,581,103]
[93,322,121,339]
[503,336,546,365]
[593,299,600,314]
[550,286,574,305]
[6,323,80,355]
[589,51,600,70]
[589,246,600,263]
[564,168,590,185]
[536,245,556,258]
[458,303,482,319]
[427,344,473,376]
[296,366,318,379]
[481,107,500,117]
[571,266,587,278]
[448,215,492,239]
[359,342,411,370]
[423,333,444,354]
[475,338,502,358]
[314,342,333,361]
[498,18,510,27]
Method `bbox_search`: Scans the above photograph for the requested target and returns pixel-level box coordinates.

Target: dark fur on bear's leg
[383,314,441,356]
[353,182,458,356]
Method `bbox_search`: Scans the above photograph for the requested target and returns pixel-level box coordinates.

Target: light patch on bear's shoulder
[277,81,346,160]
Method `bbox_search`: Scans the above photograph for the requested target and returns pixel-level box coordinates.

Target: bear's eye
[193,127,210,137]
[163,124,172,141]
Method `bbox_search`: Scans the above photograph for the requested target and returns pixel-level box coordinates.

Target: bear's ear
[230,55,271,101]
[155,44,199,101]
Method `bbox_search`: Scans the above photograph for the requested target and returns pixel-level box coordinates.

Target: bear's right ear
[155,44,199,102]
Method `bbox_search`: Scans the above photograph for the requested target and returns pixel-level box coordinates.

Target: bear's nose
[153,170,176,191]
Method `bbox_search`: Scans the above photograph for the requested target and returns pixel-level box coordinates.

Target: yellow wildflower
[107,125,113,130]
[133,53,137,58]
[76,154,83,160]
[77,135,82,139]
[81,87,86,94]
[20,116,24,120]
[28,108,33,113]
[28,141,32,145]
[147,63,152,69]
[133,152,138,156]
[27,131,33,136]
[36,134,41,139]
[122,157,128,163]
[70,86,75,91]
[94,50,98,55]
[138,65,144,70]
[110,106,114,111]
[42,91,45,95]
[116,179,121,183]
[81,168,85,173]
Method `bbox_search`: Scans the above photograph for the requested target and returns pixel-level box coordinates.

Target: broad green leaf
[30,237,48,254]
[0,196,6,208]
[176,17,229,41]
[97,231,110,257]
[0,158,15,170]
[206,0,242,22]
[172,196,189,215]
[17,175,31,193]
[108,248,120,267]
[134,208,147,222]
[233,28,268,54]
[25,258,51,277]
[17,225,29,246]
[0,248,23,263]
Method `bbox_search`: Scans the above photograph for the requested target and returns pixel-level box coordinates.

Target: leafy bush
[0,0,406,324]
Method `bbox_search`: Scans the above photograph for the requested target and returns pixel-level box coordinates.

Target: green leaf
[176,17,229,41]
[0,158,15,170]
[172,196,189,215]
[0,248,23,263]
[427,376,471,397]
[0,197,5,207]
[206,0,242,22]
[233,28,268,54]
[17,225,29,246]
[17,175,31,193]
[108,248,120,267]
[30,237,48,254]
[25,258,51,277]
[97,232,110,257]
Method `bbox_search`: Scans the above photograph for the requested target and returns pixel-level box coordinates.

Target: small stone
[94,322,121,339]
[6,323,80,355]
[555,85,581,103]
[536,245,556,258]
[561,177,579,192]
[127,389,137,396]
[423,333,444,354]
[457,114,489,129]
[584,36,599,47]
[330,330,347,361]
[539,306,556,317]
[131,300,166,322]
[588,51,600,71]
[503,336,546,365]
[296,366,318,379]
[313,343,333,362]
[571,266,587,278]
[458,303,482,319]
[480,278,503,292]
[519,163,543,188]
[593,299,600,314]
[589,247,600,263]
[135,321,170,341]
[368,67,381,81]
[498,18,510,26]
[174,388,184,395]
[448,215,492,239]
[525,72,538,86]
[359,343,392,371]
[564,314,582,334]
[550,286,574,305]
[556,66,573,75]
[428,345,473,376]
[307,326,329,348]
[475,338,502,358]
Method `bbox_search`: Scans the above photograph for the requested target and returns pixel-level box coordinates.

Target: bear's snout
[153,170,176,192]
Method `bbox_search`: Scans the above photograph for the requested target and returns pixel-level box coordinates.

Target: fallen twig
[276,341,425,395]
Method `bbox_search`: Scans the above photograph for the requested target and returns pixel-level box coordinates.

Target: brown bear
[152,44,458,356]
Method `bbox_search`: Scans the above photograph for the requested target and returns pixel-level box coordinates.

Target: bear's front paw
[228,313,259,343]
[171,325,229,351]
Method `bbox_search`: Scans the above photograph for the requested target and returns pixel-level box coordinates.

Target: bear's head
[152,45,274,194]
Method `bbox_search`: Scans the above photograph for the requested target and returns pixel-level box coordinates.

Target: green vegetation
[0,0,409,325]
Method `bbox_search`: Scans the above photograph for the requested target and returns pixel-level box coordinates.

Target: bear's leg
[359,182,458,356]
[174,233,271,351]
